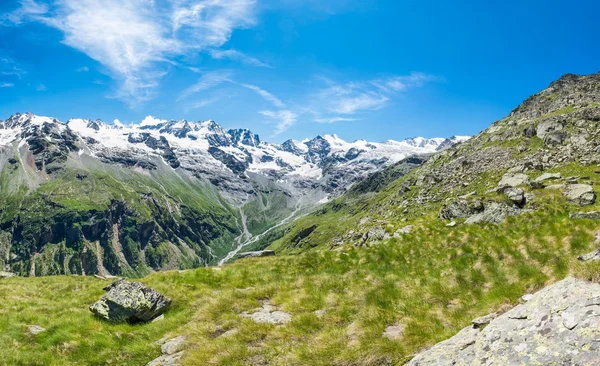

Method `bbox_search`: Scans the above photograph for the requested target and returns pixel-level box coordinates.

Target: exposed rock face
[90,279,171,323]
[564,184,596,206]
[408,277,600,365]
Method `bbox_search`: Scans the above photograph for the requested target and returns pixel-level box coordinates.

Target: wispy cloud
[0,82,14,88]
[239,83,285,108]
[209,49,271,68]
[314,116,357,123]
[186,96,220,112]
[307,72,439,123]
[0,57,26,79]
[36,84,47,91]
[6,0,258,104]
[260,110,298,134]
[178,70,233,101]
[76,66,89,72]
[1,0,48,25]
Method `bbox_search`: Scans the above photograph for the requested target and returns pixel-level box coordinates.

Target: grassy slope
[1,188,600,365]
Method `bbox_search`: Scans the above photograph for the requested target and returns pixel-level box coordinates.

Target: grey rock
[407,277,600,366]
[439,199,483,219]
[535,172,561,182]
[544,131,568,146]
[536,120,564,140]
[394,225,413,236]
[160,336,186,356]
[315,309,327,318]
[497,173,529,188]
[523,125,536,138]
[89,279,171,323]
[237,250,276,259]
[564,184,596,206]
[577,249,600,261]
[382,324,405,340]
[446,221,457,227]
[242,301,292,325]
[0,271,15,278]
[362,226,388,243]
[501,187,525,206]
[570,211,600,219]
[465,202,521,225]
[471,312,497,328]
[146,352,184,366]
[27,325,46,335]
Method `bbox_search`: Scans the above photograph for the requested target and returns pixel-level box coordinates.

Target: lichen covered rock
[90,279,171,323]
[407,277,600,365]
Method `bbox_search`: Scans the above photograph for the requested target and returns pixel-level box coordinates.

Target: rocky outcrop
[439,199,483,220]
[408,277,600,365]
[464,202,521,225]
[90,279,171,323]
[564,184,596,206]
[147,336,186,366]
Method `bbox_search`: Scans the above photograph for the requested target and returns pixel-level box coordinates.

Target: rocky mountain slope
[267,72,600,252]
[0,112,462,276]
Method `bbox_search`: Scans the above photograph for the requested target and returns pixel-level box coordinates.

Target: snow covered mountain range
[1,113,467,198]
[0,112,468,275]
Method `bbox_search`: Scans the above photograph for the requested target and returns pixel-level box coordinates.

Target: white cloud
[372,72,441,92]
[0,82,14,88]
[307,73,438,123]
[2,0,48,25]
[8,0,257,104]
[239,83,285,108]
[178,70,233,100]
[140,115,167,127]
[76,66,89,72]
[186,96,221,112]
[209,49,271,68]
[260,110,297,134]
[314,116,357,123]
[0,57,26,79]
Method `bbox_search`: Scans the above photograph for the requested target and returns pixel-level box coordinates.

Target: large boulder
[497,173,529,189]
[465,202,521,225]
[90,279,171,323]
[439,199,483,220]
[407,277,600,365]
[498,187,525,206]
[564,184,596,206]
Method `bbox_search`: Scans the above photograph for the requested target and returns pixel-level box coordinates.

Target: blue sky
[1,0,599,143]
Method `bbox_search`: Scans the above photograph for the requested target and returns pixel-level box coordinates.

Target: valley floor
[1,199,599,365]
